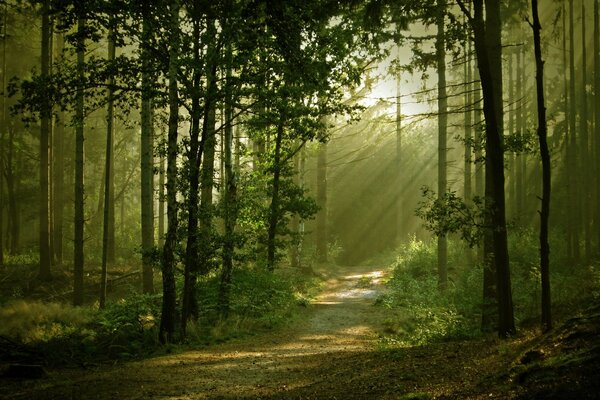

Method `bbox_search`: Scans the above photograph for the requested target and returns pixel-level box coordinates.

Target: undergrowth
[377,230,600,348]
[0,266,321,366]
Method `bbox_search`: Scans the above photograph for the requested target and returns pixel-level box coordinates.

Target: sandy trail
[5,265,390,400]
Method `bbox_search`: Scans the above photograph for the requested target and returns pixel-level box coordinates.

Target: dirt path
[5,265,396,400]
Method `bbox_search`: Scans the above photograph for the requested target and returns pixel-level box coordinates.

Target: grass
[0,262,322,366]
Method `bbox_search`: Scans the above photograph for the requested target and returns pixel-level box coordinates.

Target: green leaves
[416,186,487,248]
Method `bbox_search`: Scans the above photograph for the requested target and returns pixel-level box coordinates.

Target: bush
[380,229,600,347]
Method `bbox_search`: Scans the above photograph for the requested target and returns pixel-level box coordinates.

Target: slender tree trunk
[463,22,474,266]
[507,52,515,220]
[141,6,154,294]
[531,0,552,333]
[53,32,64,266]
[39,0,52,281]
[316,140,328,263]
[0,4,6,269]
[396,55,403,244]
[516,48,525,225]
[290,151,302,269]
[594,0,600,254]
[581,1,591,261]
[73,16,85,306]
[473,58,484,265]
[182,18,206,334]
[462,0,515,337]
[160,0,179,344]
[100,28,116,309]
[5,127,17,254]
[436,1,448,289]
[219,41,237,317]
[158,149,165,246]
[568,0,580,262]
[267,115,284,271]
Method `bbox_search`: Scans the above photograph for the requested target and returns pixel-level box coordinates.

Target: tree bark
[39,0,52,281]
[160,0,180,344]
[316,141,327,263]
[53,32,64,266]
[436,1,448,289]
[594,0,600,255]
[581,1,591,262]
[531,0,552,333]
[461,0,515,337]
[267,115,284,271]
[568,0,580,262]
[73,15,85,306]
[396,54,403,244]
[141,5,154,294]
[219,40,237,317]
[100,28,116,309]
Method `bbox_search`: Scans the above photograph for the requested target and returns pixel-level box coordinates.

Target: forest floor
[1,264,599,399]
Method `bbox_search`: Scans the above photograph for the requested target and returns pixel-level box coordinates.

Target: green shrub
[380,229,600,348]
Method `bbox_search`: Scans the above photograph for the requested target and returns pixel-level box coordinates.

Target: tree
[100,25,116,309]
[73,11,86,306]
[53,32,65,266]
[530,0,551,332]
[595,0,600,254]
[580,0,591,261]
[567,0,580,262]
[316,141,328,263]
[159,0,179,344]
[219,38,237,317]
[140,1,154,294]
[458,0,516,337]
[436,0,447,289]
[39,0,51,281]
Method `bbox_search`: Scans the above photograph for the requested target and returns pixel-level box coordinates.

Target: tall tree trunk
[160,0,179,344]
[516,48,525,225]
[5,127,18,254]
[581,0,591,261]
[100,28,116,309]
[568,0,580,262]
[507,52,515,220]
[436,1,448,289]
[219,41,237,317]
[290,150,302,269]
[531,0,552,333]
[39,0,52,281]
[267,115,284,271]
[73,15,85,306]
[594,0,600,254]
[463,21,474,266]
[473,57,484,265]
[141,6,154,294]
[0,3,6,269]
[182,17,209,334]
[53,32,64,266]
[396,55,403,244]
[461,0,515,337]
[316,141,328,263]
[158,149,165,246]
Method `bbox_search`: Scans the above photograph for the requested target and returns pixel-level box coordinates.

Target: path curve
[6,265,389,400]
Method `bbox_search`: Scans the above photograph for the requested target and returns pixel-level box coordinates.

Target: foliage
[377,237,481,346]
[194,267,316,341]
[416,187,487,247]
[379,230,600,348]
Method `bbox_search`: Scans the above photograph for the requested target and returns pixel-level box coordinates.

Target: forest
[0,0,599,398]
